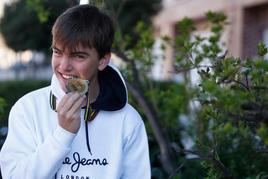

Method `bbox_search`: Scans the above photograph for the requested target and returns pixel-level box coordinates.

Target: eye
[77,54,86,59]
[73,54,87,61]
[52,48,62,56]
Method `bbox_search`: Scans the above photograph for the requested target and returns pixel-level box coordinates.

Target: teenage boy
[0,4,150,179]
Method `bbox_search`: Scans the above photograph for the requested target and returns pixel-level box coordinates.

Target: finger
[64,101,84,123]
[65,108,82,123]
[67,95,86,116]
[56,92,73,111]
[57,92,81,112]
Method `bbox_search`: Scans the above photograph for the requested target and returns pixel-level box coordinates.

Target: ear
[98,53,111,71]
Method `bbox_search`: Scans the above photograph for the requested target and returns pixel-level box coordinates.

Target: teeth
[62,74,75,79]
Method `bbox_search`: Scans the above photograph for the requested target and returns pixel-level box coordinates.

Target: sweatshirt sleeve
[121,113,151,179]
[0,100,76,179]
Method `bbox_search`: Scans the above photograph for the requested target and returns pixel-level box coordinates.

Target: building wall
[152,0,268,80]
[243,3,268,58]
[0,1,17,69]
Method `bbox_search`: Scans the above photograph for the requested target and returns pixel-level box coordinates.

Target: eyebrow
[70,51,90,56]
[52,46,90,56]
[52,46,62,52]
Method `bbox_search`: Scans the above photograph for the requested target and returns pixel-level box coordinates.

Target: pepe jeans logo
[63,152,109,172]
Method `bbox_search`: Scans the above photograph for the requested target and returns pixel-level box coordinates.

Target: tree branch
[167,160,185,179]
[126,82,175,174]
[180,149,233,178]
[112,49,143,87]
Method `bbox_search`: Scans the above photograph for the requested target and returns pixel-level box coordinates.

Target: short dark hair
[52,4,114,58]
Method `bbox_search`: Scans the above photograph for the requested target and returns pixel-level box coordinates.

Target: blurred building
[0,1,17,70]
[152,0,268,80]
[0,34,16,70]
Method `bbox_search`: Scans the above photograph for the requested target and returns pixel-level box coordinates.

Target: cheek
[78,63,98,79]
[51,57,57,71]
[79,66,92,78]
[51,56,62,71]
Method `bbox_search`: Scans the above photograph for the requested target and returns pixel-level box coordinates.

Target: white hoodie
[0,65,151,179]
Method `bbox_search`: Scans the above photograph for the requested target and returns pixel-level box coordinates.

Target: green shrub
[170,11,268,178]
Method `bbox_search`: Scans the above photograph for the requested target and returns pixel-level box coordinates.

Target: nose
[59,56,73,71]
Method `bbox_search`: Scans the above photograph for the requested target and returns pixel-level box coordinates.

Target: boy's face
[51,43,109,92]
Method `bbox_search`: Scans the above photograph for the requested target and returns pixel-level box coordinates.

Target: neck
[88,77,100,103]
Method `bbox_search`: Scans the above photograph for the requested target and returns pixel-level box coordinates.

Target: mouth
[58,72,79,87]
[62,74,77,80]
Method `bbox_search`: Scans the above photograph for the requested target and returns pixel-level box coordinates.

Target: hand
[56,92,86,133]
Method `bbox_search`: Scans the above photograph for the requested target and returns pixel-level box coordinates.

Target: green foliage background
[113,9,268,178]
[167,11,268,178]
[0,0,69,53]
